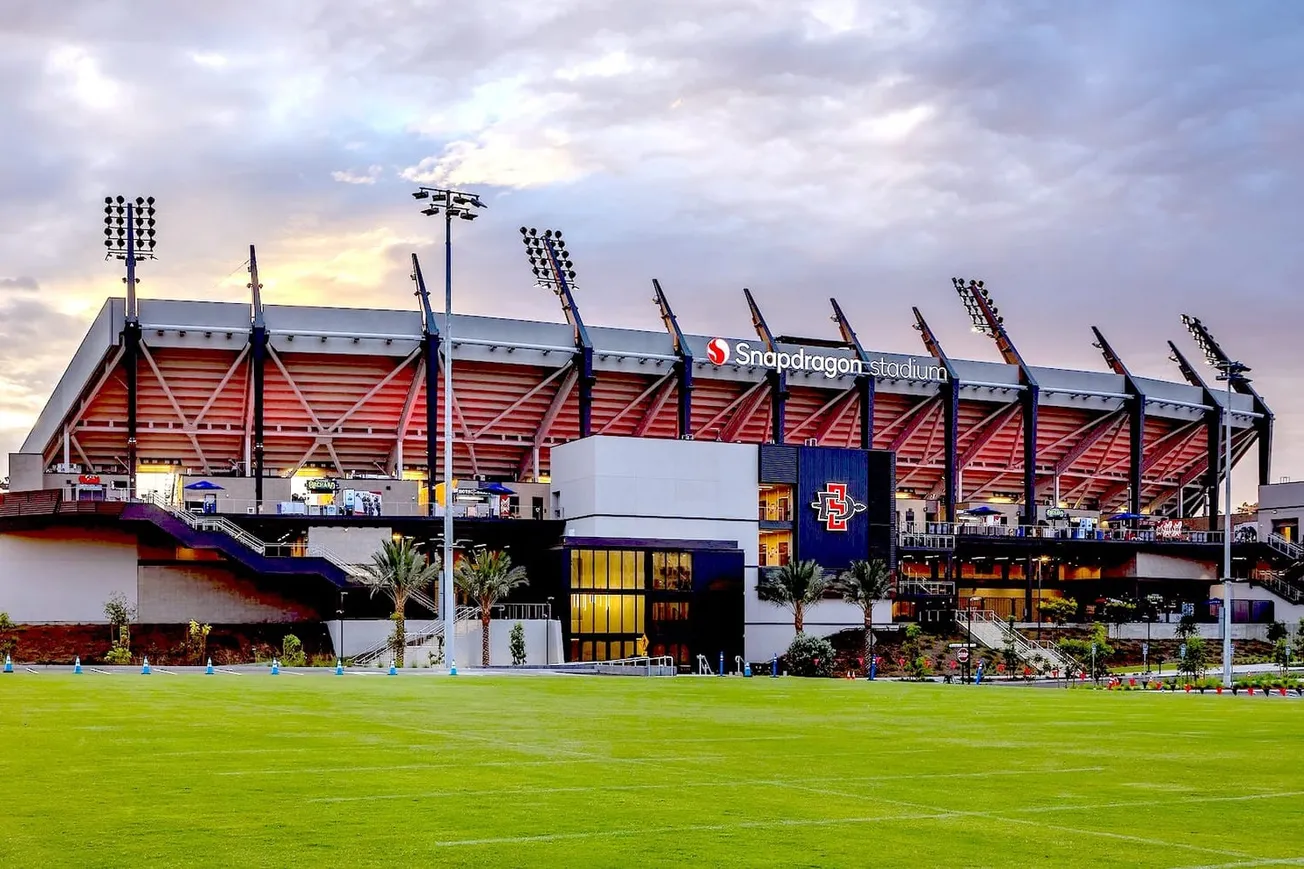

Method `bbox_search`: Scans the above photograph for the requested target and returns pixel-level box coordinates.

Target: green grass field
[2,673,1302,868]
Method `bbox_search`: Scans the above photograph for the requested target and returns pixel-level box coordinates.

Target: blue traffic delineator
[205,658,214,675]
[3,655,12,674]
[450,659,457,676]
[73,656,82,675]
[388,660,397,676]
[335,659,344,676]
[270,658,280,675]
[770,653,778,678]
[141,657,151,675]
[743,662,752,677]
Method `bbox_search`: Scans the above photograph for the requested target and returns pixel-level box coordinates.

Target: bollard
[450,659,458,676]
[3,654,11,674]
[335,659,344,676]
[770,653,778,678]
[141,657,151,675]
[74,656,82,675]
[388,660,397,676]
[205,658,214,675]
[718,651,725,677]
[271,658,280,676]
[869,656,877,681]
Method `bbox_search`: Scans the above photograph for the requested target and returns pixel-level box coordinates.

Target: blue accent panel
[121,503,350,588]
[759,444,798,484]
[795,446,871,571]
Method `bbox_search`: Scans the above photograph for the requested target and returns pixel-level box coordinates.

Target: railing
[897,579,955,596]
[899,522,1226,547]
[958,609,1080,674]
[352,605,480,666]
[492,602,553,621]
[171,496,537,520]
[594,656,677,677]
[1266,533,1303,561]
[1250,568,1304,604]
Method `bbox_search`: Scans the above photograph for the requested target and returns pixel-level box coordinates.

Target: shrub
[104,645,132,665]
[783,633,835,677]
[0,611,16,660]
[509,622,526,666]
[281,634,306,667]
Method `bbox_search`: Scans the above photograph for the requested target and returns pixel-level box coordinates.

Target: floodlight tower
[103,195,157,497]
[519,228,595,437]
[411,185,486,674]
[1183,315,1251,689]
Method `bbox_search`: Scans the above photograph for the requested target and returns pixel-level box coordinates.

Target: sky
[1,0,1301,502]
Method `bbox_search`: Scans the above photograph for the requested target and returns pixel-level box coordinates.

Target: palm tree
[454,549,529,667]
[831,559,892,671]
[757,559,829,634]
[360,537,441,667]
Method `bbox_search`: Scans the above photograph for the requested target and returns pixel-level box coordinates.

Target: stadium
[1,225,1297,669]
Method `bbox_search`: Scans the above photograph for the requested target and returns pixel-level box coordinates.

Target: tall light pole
[412,185,485,673]
[1214,359,1250,686]
[103,196,157,497]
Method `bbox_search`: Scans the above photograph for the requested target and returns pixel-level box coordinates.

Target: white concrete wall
[746,599,893,663]
[324,618,562,665]
[1113,622,1272,642]
[450,619,564,667]
[0,529,138,622]
[307,526,393,565]
[1215,582,1304,625]
[1124,552,1217,580]
[550,436,883,662]
[1258,481,1304,541]
[136,565,314,623]
[7,453,44,492]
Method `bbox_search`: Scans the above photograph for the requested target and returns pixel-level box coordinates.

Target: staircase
[1266,532,1303,561]
[956,610,1080,675]
[353,605,480,667]
[123,499,353,587]
[1250,568,1304,605]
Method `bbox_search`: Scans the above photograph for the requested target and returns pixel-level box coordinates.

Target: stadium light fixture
[953,277,1004,336]
[412,184,486,677]
[1182,313,1249,689]
[519,226,578,295]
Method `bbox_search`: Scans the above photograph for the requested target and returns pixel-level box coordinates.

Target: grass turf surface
[2,674,1302,868]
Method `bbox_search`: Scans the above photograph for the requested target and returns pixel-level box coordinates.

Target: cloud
[331,164,383,185]
[0,277,38,292]
[0,0,1301,496]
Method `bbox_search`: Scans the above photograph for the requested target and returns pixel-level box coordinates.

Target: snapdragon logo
[707,339,948,382]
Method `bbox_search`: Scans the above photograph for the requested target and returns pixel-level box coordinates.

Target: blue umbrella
[479,482,516,496]
[184,480,224,491]
[1110,512,1144,521]
[963,505,1001,516]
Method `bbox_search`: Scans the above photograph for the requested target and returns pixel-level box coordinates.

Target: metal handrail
[1266,533,1303,560]
[594,656,677,676]
[900,522,1226,546]
[352,605,479,666]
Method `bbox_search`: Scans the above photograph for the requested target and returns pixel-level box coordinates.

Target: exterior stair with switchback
[353,605,480,667]
[957,609,1080,675]
[122,498,354,588]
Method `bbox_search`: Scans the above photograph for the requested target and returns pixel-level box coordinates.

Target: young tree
[1038,596,1077,628]
[757,560,829,634]
[830,559,892,672]
[1001,615,1020,676]
[1175,613,1199,642]
[1179,635,1208,680]
[1266,620,1288,644]
[103,591,135,650]
[361,537,441,667]
[1100,598,1136,638]
[455,549,530,667]
[509,622,527,666]
[902,622,929,680]
[1272,637,1292,675]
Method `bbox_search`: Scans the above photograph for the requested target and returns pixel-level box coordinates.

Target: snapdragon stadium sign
[705,338,947,382]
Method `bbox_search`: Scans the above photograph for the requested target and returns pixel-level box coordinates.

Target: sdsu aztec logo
[810,482,866,532]
[706,337,730,365]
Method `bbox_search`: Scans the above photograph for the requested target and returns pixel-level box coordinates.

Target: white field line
[152,668,178,675]
[305,766,1108,803]
[785,784,1259,861]
[221,754,729,778]
[215,668,243,676]
[431,810,964,848]
[89,668,112,675]
[24,667,38,674]
[1170,859,1304,869]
